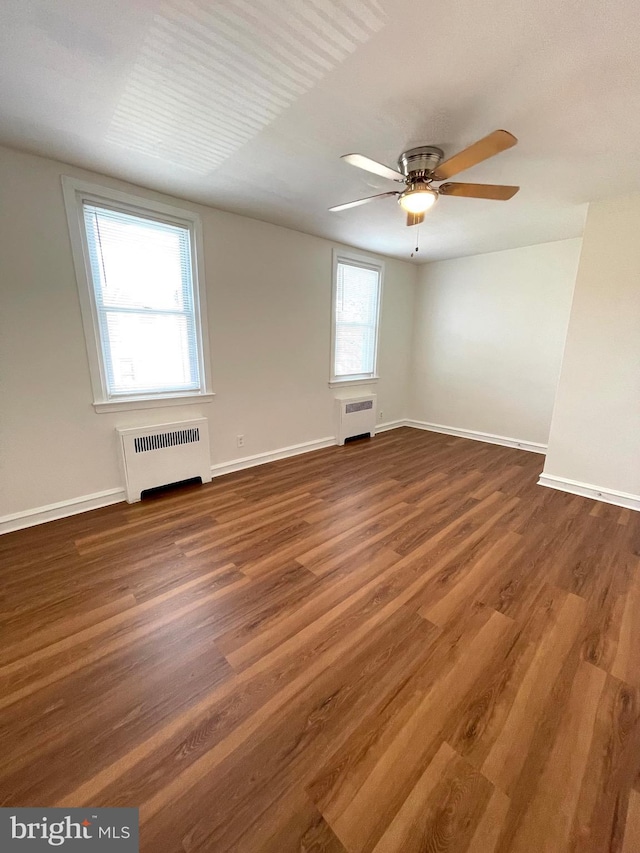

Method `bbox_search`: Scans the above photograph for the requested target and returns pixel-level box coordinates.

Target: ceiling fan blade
[406,212,425,226]
[329,191,399,212]
[439,182,519,200]
[433,130,517,181]
[341,153,405,182]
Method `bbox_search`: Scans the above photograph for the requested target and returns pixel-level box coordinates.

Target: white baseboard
[537,473,640,511]
[376,420,407,433]
[404,419,547,454]
[0,488,126,535]
[210,436,336,478]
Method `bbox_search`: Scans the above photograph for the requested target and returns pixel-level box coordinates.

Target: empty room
[1,0,639,851]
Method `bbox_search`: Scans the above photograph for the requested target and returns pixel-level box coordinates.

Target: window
[63,178,212,412]
[331,250,383,385]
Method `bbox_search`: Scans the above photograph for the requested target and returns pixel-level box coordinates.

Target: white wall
[543,197,640,499]
[409,239,582,446]
[0,145,416,522]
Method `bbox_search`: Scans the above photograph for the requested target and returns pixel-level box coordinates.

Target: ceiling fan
[329,129,519,226]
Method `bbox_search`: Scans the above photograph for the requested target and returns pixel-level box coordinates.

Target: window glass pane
[334,261,380,377]
[83,206,192,311]
[82,203,200,397]
[103,312,197,395]
[335,325,376,377]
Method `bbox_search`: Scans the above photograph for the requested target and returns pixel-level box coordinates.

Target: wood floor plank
[481,592,586,794]
[0,428,639,852]
[420,530,522,626]
[447,583,570,770]
[221,545,401,668]
[466,786,511,853]
[306,600,495,821]
[220,787,347,853]
[371,742,493,853]
[0,565,246,710]
[502,660,607,853]
[622,789,640,853]
[0,623,234,804]
[612,558,640,686]
[141,609,438,852]
[569,674,640,852]
[0,593,138,665]
[326,611,512,851]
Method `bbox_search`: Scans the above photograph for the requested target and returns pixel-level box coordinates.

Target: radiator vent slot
[134,428,200,453]
[345,400,373,414]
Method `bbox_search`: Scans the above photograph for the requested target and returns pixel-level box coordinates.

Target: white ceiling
[2,0,639,262]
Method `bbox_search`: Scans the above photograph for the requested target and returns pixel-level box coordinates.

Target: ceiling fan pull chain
[411,225,420,258]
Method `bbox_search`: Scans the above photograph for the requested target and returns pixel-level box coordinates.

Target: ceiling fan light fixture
[398,186,438,214]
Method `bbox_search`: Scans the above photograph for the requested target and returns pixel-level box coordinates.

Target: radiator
[335,394,377,446]
[116,418,212,503]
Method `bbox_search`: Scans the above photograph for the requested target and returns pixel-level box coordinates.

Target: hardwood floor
[1,427,640,852]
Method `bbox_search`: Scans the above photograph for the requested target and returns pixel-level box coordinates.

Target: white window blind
[82,204,201,398]
[333,260,381,379]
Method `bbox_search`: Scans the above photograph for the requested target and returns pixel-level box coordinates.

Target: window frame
[62,177,213,413]
[330,248,384,387]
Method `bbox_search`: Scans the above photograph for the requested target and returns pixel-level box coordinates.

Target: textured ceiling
[1,0,639,261]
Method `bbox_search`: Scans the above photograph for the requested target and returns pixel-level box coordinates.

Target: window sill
[328,377,379,389]
[93,392,216,414]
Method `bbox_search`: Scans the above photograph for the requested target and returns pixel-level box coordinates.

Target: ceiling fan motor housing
[398,146,444,179]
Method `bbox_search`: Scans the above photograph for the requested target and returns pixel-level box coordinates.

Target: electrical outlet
[378,410,384,421]
[237,434,245,448]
